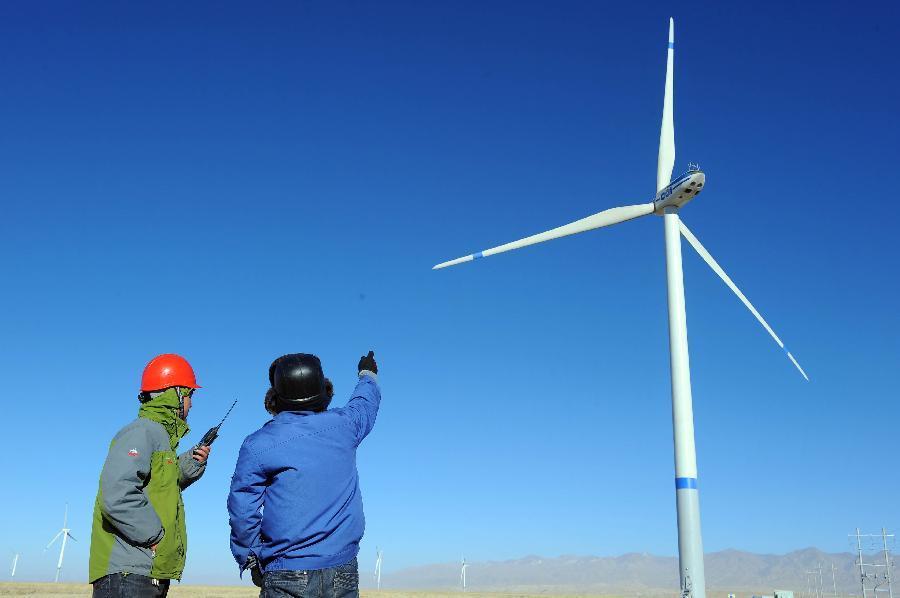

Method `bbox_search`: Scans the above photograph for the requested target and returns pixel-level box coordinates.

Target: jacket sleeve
[100,425,165,547]
[177,449,207,490]
[343,373,381,446]
[228,439,266,571]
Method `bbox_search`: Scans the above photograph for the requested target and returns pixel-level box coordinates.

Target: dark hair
[264,387,277,415]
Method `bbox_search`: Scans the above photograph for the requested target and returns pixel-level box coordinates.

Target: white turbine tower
[432,18,808,598]
[10,553,18,579]
[45,503,77,583]
[460,557,468,591]
[374,547,383,590]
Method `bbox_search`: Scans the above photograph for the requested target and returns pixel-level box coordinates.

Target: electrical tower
[850,528,895,598]
[829,562,840,598]
[808,564,825,598]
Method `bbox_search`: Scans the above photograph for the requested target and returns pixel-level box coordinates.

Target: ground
[0,586,627,598]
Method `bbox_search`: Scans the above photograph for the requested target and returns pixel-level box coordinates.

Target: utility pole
[883,528,895,598]
[818,562,826,598]
[808,564,825,598]
[809,569,822,598]
[858,529,869,598]
[831,562,840,598]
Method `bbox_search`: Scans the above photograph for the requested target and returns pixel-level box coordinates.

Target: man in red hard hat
[89,354,213,597]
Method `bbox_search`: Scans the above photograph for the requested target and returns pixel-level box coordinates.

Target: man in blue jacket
[228,351,381,598]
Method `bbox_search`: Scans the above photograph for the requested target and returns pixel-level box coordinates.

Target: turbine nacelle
[654,168,705,214]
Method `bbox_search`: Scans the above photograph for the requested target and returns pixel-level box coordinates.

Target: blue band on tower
[675,477,698,489]
[668,42,674,49]
[473,252,484,260]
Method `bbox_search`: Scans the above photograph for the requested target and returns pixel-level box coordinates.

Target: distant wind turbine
[433,18,808,598]
[9,553,18,579]
[374,547,383,590]
[45,503,76,583]
[460,557,468,592]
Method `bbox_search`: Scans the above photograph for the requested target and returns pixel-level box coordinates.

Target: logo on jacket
[127,448,140,457]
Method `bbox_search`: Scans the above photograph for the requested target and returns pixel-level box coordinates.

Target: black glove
[246,555,264,588]
[358,350,378,375]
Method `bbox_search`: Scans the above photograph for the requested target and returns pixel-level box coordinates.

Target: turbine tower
[374,547,383,590]
[9,553,18,579]
[45,503,77,583]
[460,557,468,591]
[432,18,808,598]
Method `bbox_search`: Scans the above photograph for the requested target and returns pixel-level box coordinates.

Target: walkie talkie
[196,399,238,449]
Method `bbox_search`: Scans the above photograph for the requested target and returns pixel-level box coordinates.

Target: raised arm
[343,351,382,445]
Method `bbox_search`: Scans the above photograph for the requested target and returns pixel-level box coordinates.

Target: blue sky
[1,0,898,586]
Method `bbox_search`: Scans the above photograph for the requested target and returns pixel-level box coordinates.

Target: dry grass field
[0,586,624,598]
[0,582,255,597]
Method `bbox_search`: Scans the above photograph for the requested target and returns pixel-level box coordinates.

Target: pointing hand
[357,351,378,375]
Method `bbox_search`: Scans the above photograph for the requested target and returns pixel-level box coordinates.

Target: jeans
[92,573,170,597]
[263,558,359,598]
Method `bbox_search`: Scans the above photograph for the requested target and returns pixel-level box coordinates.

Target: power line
[850,528,895,598]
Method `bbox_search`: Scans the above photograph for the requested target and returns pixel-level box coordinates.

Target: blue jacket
[228,373,381,572]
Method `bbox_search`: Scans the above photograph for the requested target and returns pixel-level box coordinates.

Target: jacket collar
[138,387,190,450]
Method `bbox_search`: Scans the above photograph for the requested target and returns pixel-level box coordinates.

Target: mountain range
[377,549,880,595]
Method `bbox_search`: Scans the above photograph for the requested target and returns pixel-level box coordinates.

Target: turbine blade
[679,221,809,381]
[433,203,654,269]
[657,17,675,192]
[66,533,77,542]
[45,531,63,550]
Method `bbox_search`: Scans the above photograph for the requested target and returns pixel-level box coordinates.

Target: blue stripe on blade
[668,42,674,49]
[675,477,698,490]
[473,252,484,260]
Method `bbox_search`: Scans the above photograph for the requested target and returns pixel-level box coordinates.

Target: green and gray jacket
[89,388,206,583]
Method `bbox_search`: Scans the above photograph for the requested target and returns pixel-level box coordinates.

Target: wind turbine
[374,547,383,590]
[432,18,808,598]
[45,503,77,583]
[460,557,468,592]
[9,553,18,579]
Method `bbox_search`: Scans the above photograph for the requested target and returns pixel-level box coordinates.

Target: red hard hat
[140,354,201,391]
